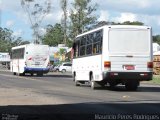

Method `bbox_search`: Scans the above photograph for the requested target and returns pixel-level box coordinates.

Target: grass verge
[150,75,160,84]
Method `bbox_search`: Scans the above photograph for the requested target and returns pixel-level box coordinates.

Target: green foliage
[42,24,64,46]
[0,27,29,53]
[69,0,97,39]
[153,35,160,45]
[59,48,67,55]
[94,21,144,28]
[60,0,67,45]
[149,75,160,85]
[122,21,144,25]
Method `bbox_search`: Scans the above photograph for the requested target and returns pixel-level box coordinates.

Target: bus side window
[73,40,80,58]
[93,30,102,54]
[93,45,96,54]
[80,36,86,56]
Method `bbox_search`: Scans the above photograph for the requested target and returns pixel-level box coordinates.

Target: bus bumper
[24,67,49,73]
[103,72,153,81]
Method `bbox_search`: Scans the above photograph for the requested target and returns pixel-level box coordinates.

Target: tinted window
[81,36,86,46]
[80,46,86,56]
[12,48,25,59]
[63,63,72,66]
[73,29,103,57]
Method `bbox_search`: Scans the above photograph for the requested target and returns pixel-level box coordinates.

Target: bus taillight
[104,61,111,68]
[28,57,32,60]
[147,62,153,69]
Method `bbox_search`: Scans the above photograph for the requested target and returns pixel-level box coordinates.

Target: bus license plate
[124,65,135,70]
[35,62,40,65]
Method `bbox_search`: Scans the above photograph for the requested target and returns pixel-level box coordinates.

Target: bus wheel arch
[73,72,76,81]
[89,71,93,81]
[89,71,96,89]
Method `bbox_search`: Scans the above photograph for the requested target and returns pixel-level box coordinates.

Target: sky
[1,0,160,42]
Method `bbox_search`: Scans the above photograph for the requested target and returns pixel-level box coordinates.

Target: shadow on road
[105,86,160,92]
[0,102,160,120]
[23,72,72,78]
[45,74,72,78]
[79,84,160,92]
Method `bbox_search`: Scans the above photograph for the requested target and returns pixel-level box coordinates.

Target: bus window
[93,42,102,54]
[81,36,86,46]
[73,39,80,58]
[80,36,86,56]
[76,41,80,57]
[86,44,92,55]
[93,30,102,54]
[80,46,85,56]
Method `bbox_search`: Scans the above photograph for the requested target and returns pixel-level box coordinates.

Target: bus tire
[90,75,98,90]
[125,80,139,91]
[13,72,16,75]
[75,80,80,86]
[37,72,43,77]
[74,74,80,86]
[19,73,24,76]
[109,82,116,89]
[91,81,96,90]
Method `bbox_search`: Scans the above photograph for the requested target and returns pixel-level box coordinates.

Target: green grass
[151,75,160,84]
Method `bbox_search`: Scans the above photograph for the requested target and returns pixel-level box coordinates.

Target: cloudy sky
[1,0,160,42]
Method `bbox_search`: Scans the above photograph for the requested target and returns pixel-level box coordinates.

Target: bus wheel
[74,74,80,86]
[125,80,139,91]
[17,73,23,76]
[75,80,80,86]
[108,80,117,90]
[91,81,96,89]
[13,72,16,75]
[90,75,98,90]
[37,72,43,77]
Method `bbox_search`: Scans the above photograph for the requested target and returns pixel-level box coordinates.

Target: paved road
[0,70,160,120]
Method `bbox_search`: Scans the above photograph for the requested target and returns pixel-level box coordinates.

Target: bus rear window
[108,29,150,54]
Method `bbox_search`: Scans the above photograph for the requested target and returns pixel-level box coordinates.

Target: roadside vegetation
[151,75,160,84]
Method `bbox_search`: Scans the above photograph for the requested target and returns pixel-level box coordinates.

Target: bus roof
[76,25,151,38]
[11,44,49,50]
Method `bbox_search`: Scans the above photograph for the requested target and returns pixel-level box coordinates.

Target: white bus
[10,44,50,76]
[72,25,153,90]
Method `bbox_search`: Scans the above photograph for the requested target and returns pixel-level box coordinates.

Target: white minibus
[10,44,50,76]
[72,25,153,90]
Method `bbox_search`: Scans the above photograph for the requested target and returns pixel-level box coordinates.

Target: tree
[59,48,67,56]
[122,21,144,25]
[21,0,51,44]
[60,0,68,46]
[42,24,64,46]
[0,27,30,52]
[153,35,160,45]
[69,0,97,39]
[93,21,144,29]
[0,27,13,52]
